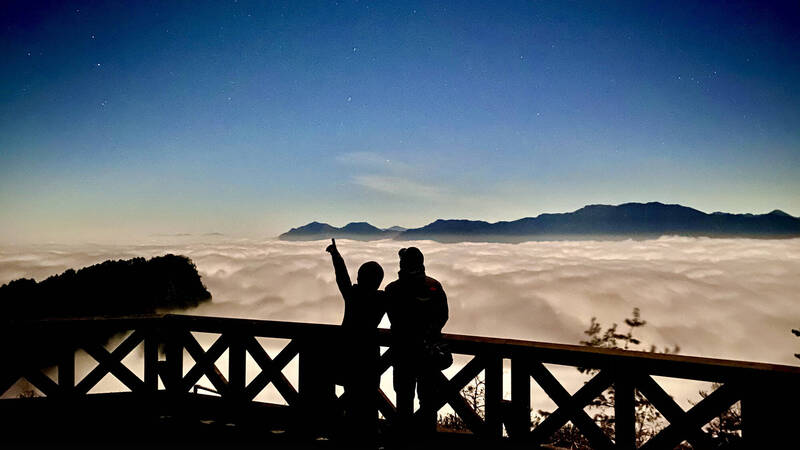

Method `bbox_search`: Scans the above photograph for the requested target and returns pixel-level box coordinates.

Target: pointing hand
[326,238,338,254]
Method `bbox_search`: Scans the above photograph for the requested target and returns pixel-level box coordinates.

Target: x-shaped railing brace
[244,337,299,404]
[0,364,60,397]
[528,364,615,450]
[640,380,739,450]
[417,354,488,434]
[181,331,230,394]
[76,330,146,395]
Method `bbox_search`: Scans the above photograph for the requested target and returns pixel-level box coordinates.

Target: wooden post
[166,326,183,392]
[297,336,335,438]
[58,344,74,398]
[484,354,503,438]
[144,329,159,392]
[614,373,635,450]
[743,377,797,448]
[509,354,531,439]
[228,332,246,401]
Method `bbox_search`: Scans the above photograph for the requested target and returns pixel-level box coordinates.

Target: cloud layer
[3,237,799,367]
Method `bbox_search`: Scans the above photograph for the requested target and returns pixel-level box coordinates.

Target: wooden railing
[1,314,798,448]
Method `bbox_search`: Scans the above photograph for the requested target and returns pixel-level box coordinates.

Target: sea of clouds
[2,237,799,408]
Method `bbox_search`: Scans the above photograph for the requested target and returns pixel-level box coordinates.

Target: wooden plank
[425,356,485,413]
[640,382,740,450]
[509,355,531,439]
[75,330,146,394]
[636,374,714,449]
[12,313,800,380]
[448,355,486,393]
[78,344,145,394]
[58,345,75,397]
[444,380,487,434]
[439,331,800,382]
[405,364,486,434]
[5,313,800,449]
[297,338,336,438]
[272,339,300,369]
[377,388,397,424]
[484,354,503,438]
[165,326,183,392]
[243,336,299,405]
[528,364,614,450]
[614,373,635,450]
[12,313,799,382]
[164,314,340,342]
[23,368,60,397]
[165,314,800,378]
[0,373,19,398]
[181,331,229,394]
[378,347,393,375]
[144,331,159,391]
[413,367,487,434]
[228,332,246,399]
[741,378,797,448]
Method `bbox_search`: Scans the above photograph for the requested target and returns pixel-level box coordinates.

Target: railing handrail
[5,313,799,381]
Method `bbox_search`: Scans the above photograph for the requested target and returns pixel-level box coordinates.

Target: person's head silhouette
[399,247,424,273]
[357,261,384,291]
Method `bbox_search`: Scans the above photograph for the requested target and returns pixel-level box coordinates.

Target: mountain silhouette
[279,221,400,241]
[340,221,385,234]
[399,202,800,242]
[281,202,800,243]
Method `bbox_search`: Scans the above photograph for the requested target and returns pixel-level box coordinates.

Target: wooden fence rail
[1,314,798,448]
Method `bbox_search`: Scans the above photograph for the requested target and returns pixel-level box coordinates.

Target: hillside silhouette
[280,202,800,243]
[0,254,211,320]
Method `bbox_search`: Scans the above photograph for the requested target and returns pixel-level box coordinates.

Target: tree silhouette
[579,308,679,446]
[0,254,211,320]
[1,254,212,371]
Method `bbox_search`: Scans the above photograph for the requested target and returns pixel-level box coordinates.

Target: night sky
[2,1,799,242]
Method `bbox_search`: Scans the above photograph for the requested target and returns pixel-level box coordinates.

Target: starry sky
[2,0,799,242]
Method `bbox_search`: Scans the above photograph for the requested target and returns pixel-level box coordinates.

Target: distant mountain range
[279,202,800,243]
[279,221,405,241]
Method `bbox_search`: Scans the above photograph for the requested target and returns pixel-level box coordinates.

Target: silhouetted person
[385,247,448,440]
[326,238,386,447]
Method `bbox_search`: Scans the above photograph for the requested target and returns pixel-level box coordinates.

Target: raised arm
[325,238,352,298]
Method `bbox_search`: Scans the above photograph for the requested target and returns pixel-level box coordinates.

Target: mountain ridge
[279,202,800,242]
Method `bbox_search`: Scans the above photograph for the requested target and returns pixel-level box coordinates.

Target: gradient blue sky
[2,0,799,242]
